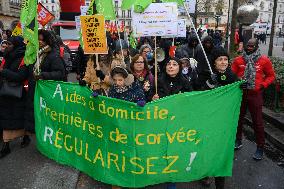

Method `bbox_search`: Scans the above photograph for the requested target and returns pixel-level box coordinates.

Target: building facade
[255,0,284,34]
[0,0,21,30]
[39,0,60,20]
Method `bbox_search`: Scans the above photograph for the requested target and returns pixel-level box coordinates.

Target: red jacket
[231,55,275,92]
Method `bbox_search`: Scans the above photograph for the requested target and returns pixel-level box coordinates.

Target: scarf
[33,45,51,76]
[242,49,261,89]
[113,84,130,93]
[134,69,148,82]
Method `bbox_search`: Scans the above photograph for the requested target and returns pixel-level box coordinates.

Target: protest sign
[12,22,22,36]
[75,16,81,31]
[80,6,89,16]
[35,80,242,188]
[80,15,107,54]
[177,19,186,37]
[161,19,186,38]
[179,0,196,13]
[37,3,55,26]
[132,3,178,37]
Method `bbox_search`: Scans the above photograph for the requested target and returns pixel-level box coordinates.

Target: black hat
[211,47,229,64]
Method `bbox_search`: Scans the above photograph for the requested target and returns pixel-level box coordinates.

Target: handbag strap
[0,58,24,69]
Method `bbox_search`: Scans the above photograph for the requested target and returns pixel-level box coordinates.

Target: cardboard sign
[37,3,55,26]
[12,22,22,36]
[80,15,108,54]
[132,3,178,37]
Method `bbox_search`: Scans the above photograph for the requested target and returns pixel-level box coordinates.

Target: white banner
[179,0,196,14]
[132,3,178,37]
[80,6,89,16]
[75,16,81,31]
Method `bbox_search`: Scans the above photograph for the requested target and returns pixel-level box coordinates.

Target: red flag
[120,21,125,32]
[37,3,55,26]
[169,46,176,58]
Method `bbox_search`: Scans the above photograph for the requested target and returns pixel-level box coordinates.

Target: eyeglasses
[135,61,144,64]
[143,51,150,53]
[247,45,256,48]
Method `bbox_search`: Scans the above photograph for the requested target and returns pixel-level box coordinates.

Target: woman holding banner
[152,57,193,101]
[130,54,154,102]
[202,47,238,189]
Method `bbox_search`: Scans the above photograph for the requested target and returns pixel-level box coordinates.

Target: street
[259,37,284,58]
[0,127,283,189]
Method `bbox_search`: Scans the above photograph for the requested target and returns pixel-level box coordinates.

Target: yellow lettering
[162,156,179,174]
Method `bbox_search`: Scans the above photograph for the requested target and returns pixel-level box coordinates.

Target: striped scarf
[243,49,261,89]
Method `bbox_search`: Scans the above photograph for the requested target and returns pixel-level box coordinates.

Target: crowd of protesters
[0,26,275,189]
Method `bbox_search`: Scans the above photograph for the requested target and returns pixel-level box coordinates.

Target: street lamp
[224,0,231,50]
[214,15,221,29]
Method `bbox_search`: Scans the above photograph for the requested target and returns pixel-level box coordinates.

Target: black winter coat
[154,74,193,99]
[0,47,65,132]
[0,46,26,130]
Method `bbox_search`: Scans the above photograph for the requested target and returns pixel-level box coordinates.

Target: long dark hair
[38,29,55,47]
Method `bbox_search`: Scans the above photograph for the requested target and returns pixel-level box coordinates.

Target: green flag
[121,0,152,12]
[87,0,116,20]
[35,80,242,188]
[134,0,152,12]
[121,0,136,10]
[20,0,38,65]
[161,0,184,6]
[129,32,137,49]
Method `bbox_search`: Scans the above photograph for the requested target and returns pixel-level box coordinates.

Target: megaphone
[155,47,165,62]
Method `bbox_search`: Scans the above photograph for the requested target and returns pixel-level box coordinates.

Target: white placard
[179,0,196,14]
[177,19,186,37]
[80,6,89,16]
[75,16,81,31]
[132,3,178,37]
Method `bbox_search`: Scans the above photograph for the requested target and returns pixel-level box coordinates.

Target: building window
[52,5,54,11]
[128,10,131,18]
[51,0,54,3]
[115,1,118,8]
[279,4,282,12]
[115,11,118,18]
[128,21,131,27]
[269,3,273,11]
[205,18,209,23]
[122,10,125,18]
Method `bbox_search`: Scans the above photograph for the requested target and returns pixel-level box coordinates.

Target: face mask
[182,67,189,75]
[146,52,153,62]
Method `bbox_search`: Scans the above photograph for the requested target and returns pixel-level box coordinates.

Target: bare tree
[229,0,239,54]
[215,0,225,13]
[268,0,278,56]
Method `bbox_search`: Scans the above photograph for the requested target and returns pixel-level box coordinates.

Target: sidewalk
[245,107,284,152]
[0,136,79,189]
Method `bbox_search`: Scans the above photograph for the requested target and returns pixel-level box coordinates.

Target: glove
[79,79,86,86]
[92,91,99,97]
[137,100,146,107]
[240,82,248,89]
[96,70,105,80]
[206,74,218,89]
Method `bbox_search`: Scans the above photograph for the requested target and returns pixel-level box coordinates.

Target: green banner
[20,0,39,65]
[35,80,242,188]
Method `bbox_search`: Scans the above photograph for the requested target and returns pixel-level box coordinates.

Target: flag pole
[183,2,213,75]
[155,36,158,95]
[116,20,125,63]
